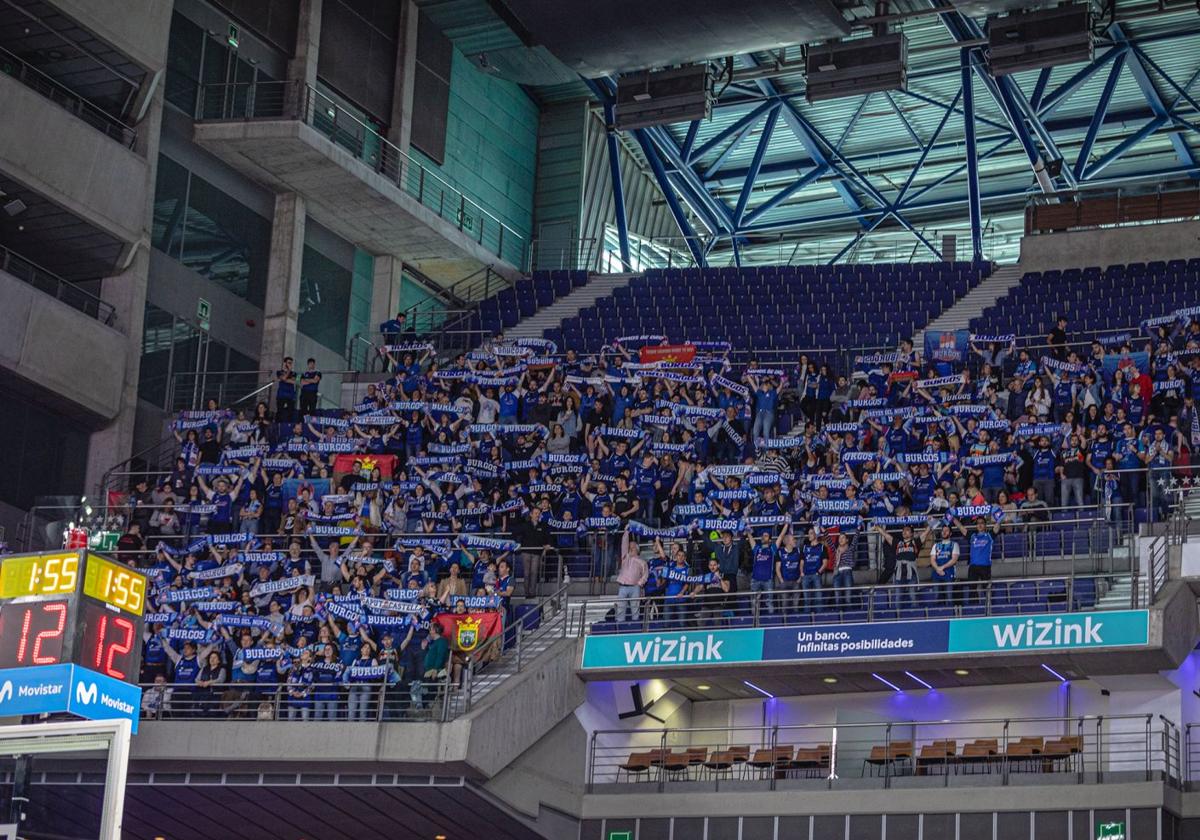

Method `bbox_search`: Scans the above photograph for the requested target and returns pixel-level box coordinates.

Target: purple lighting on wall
[1041,663,1068,682]
[904,671,934,690]
[743,680,774,699]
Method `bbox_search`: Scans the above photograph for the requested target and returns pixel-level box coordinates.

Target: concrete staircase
[1095,574,1135,610]
[461,597,569,708]
[504,273,639,340]
[915,263,1026,347]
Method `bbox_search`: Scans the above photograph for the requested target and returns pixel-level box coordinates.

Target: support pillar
[286,0,322,116]
[961,49,984,264]
[370,255,405,334]
[260,193,306,374]
[84,84,164,498]
[387,0,420,153]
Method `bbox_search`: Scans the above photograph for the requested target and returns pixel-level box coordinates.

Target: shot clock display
[0,551,146,683]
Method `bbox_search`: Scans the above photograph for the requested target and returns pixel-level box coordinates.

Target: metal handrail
[573,569,1139,637]
[0,44,137,148]
[195,80,526,268]
[1,244,118,326]
[588,712,1178,790]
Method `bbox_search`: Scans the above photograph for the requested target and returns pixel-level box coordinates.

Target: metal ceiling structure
[420,0,1200,265]
[589,0,1200,266]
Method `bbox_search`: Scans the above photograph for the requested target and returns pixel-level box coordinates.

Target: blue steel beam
[900,136,1015,208]
[687,100,776,164]
[1074,51,1127,181]
[745,57,873,226]
[1082,116,1167,180]
[734,105,780,225]
[961,49,983,262]
[700,114,762,179]
[602,101,632,270]
[895,88,962,207]
[835,94,872,152]
[1037,47,1123,117]
[741,165,829,226]
[1030,67,1052,111]
[900,89,1011,134]
[680,120,700,162]
[1110,24,1200,179]
[884,91,923,147]
[633,128,707,266]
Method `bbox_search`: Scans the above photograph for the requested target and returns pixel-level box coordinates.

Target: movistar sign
[0,665,140,732]
[579,610,1150,670]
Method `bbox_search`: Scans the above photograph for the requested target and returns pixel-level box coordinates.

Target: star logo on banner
[1169,477,1180,488]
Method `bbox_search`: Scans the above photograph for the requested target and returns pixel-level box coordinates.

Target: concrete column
[387,0,420,170]
[260,193,306,373]
[286,0,322,115]
[83,85,165,498]
[370,255,405,333]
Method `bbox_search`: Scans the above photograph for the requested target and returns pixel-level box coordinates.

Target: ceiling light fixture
[742,679,774,699]
[872,673,903,693]
[822,677,838,684]
[696,684,710,691]
[1041,663,1068,682]
[904,671,934,690]
[954,669,970,676]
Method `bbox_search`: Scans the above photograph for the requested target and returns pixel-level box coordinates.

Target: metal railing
[195,81,526,268]
[528,238,601,272]
[587,714,1180,792]
[569,570,1138,637]
[138,673,462,722]
[1,244,118,326]
[165,369,352,414]
[0,44,137,148]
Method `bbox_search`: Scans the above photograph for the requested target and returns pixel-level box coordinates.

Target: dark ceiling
[0,172,126,283]
[496,0,852,76]
[14,779,548,840]
[0,0,146,121]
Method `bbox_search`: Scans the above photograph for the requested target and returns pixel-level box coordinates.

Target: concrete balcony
[0,249,126,422]
[0,69,148,249]
[191,82,526,288]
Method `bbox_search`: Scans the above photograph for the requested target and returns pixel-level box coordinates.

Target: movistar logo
[992,616,1103,648]
[75,681,98,705]
[0,681,11,703]
[622,634,725,664]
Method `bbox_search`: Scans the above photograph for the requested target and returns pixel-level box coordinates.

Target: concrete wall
[0,264,126,421]
[1019,218,1200,271]
[0,72,148,246]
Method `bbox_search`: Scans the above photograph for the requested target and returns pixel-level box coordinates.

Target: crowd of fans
[114,300,1200,718]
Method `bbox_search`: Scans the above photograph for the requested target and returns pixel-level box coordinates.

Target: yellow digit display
[0,554,79,598]
[82,554,146,615]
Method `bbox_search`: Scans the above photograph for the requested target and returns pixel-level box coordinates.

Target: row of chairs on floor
[613,736,1083,783]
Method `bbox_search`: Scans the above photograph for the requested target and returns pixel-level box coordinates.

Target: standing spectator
[831,534,856,609]
[929,525,960,604]
[1029,436,1058,506]
[194,651,227,718]
[1142,427,1175,521]
[514,507,551,598]
[614,526,648,622]
[1047,316,1068,360]
[956,516,997,603]
[286,650,315,721]
[1058,434,1087,508]
[774,524,801,613]
[750,375,779,441]
[747,531,776,614]
[711,530,741,593]
[275,357,297,422]
[299,358,322,417]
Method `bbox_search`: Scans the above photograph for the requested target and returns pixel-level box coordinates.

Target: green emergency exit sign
[607,832,632,840]
[1096,821,1126,840]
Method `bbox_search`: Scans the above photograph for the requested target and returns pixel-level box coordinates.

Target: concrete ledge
[192,119,523,286]
[0,265,125,421]
[1019,218,1200,270]
[580,779,1173,820]
[44,0,171,71]
[0,71,148,244]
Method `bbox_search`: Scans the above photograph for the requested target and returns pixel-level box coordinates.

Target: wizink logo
[622,634,725,665]
[992,616,1104,648]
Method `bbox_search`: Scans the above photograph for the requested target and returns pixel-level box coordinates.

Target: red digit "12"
[16,603,67,665]
[92,614,135,679]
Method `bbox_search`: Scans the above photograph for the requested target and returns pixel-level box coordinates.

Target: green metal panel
[347,249,374,342]
[410,49,539,249]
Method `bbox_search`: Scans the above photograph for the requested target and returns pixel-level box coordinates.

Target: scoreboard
[0,551,146,682]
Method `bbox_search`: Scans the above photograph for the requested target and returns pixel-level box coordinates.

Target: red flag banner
[433,611,505,652]
[333,453,397,481]
[640,343,697,364]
